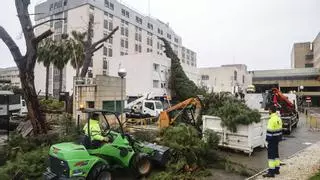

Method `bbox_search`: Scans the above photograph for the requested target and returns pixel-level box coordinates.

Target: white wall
[199,65,252,93]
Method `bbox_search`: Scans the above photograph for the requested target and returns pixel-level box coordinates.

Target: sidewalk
[250,141,320,180]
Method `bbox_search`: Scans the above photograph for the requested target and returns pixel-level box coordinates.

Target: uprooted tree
[159,38,261,132]
[159,37,203,101]
[0,0,66,134]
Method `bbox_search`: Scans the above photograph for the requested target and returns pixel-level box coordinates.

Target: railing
[74,77,96,85]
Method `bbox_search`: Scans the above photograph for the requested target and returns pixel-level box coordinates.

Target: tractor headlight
[72,169,84,176]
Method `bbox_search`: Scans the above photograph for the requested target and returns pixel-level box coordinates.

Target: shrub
[40,98,64,111]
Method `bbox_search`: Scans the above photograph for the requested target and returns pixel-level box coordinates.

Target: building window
[147,23,153,30]
[153,80,159,88]
[103,70,107,75]
[121,39,124,48]
[121,9,129,18]
[167,33,171,39]
[103,47,108,56]
[136,16,142,24]
[108,48,112,57]
[174,37,179,43]
[104,20,108,29]
[125,39,128,48]
[234,71,237,81]
[305,63,314,68]
[153,63,159,72]
[201,75,209,80]
[158,28,163,35]
[103,59,108,69]
[104,0,114,10]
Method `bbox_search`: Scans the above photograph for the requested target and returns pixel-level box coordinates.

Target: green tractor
[43,108,170,180]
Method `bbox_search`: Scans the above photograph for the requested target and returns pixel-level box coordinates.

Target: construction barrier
[306,110,320,130]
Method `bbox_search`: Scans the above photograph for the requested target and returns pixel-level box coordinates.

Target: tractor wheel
[87,163,112,180]
[130,154,152,177]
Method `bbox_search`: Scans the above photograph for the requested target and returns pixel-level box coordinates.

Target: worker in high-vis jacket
[263,105,283,178]
[83,113,110,147]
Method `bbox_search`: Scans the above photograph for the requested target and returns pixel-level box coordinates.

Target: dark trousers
[267,140,280,174]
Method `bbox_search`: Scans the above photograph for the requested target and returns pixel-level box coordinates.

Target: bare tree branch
[35,29,53,43]
[0,26,23,65]
[93,44,104,53]
[91,26,119,48]
[32,18,66,30]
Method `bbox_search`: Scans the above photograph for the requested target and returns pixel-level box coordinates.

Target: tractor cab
[43,108,170,180]
[79,108,129,149]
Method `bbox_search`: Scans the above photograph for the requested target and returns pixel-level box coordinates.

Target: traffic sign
[306,96,311,103]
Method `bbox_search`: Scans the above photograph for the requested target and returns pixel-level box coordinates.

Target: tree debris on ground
[149,124,220,180]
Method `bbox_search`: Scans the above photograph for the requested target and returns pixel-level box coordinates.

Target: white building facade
[34,0,198,97]
[0,67,21,88]
[198,64,252,93]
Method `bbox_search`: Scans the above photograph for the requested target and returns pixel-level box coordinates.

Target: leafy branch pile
[150,124,220,180]
[202,92,261,132]
[160,38,261,132]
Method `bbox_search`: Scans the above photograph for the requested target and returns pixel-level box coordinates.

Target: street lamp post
[118,67,127,122]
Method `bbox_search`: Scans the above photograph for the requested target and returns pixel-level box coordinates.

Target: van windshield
[155,102,163,109]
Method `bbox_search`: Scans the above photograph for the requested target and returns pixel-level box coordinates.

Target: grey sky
[1,0,319,70]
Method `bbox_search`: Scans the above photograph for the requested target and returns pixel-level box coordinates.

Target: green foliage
[0,113,78,179]
[0,146,49,180]
[160,38,200,101]
[151,124,219,179]
[40,98,64,111]
[309,171,320,180]
[202,92,261,132]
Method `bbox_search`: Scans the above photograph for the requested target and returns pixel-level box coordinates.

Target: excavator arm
[158,97,202,128]
[269,88,296,115]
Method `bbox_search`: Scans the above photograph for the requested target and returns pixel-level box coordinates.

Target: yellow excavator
[158,97,202,129]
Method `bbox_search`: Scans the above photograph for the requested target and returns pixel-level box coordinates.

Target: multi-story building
[313,33,320,68]
[34,0,198,97]
[198,64,252,93]
[291,42,314,68]
[250,68,320,106]
[0,67,21,88]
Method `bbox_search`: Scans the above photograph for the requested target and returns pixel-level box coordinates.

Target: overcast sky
[1,0,319,70]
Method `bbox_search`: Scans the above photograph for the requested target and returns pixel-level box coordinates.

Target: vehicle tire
[87,163,112,180]
[130,154,152,177]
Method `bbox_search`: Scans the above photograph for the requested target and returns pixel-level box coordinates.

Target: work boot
[275,167,280,174]
[262,173,275,178]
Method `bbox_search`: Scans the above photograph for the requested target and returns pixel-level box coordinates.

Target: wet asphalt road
[219,112,320,172]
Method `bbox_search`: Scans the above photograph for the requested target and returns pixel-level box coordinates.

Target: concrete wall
[73,75,124,118]
[291,42,313,68]
[198,65,252,93]
[313,33,320,68]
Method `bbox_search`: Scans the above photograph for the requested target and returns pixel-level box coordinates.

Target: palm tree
[37,38,55,100]
[52,34,72,94]
[70,31,86,77]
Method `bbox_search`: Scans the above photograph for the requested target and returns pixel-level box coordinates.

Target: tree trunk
[75,66,79,77]
[45,65,49,100]
[59,68,63,93]
[20,68,47,134]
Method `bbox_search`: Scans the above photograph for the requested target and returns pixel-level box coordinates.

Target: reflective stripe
[266,132,282,137]
[268,159,276,168]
